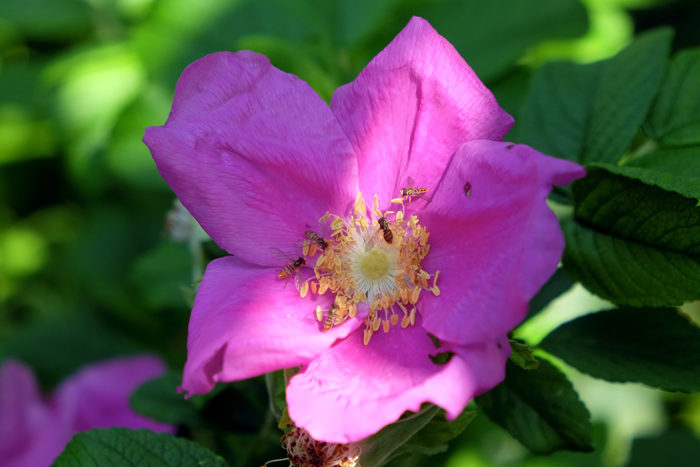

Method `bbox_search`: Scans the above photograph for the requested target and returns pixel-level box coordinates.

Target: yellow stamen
[299,281,309,298]
[284,192,438,345]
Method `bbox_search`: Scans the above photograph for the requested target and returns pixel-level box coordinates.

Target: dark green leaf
[130,371,200,426]
[264,370,287,421]
[540,308,700,392]
[645,47,700,146]
[0,0,92,42]
[360,405,442,467]
[54,428,228,466]
[527,267,574,319]
[429,351,455,365]
[615,146,700,199]
[518,29,672,164]
[0,315,138,388]
[129,241,192,310]
[563,167,700,307]
[335,0,405,47]
[628,428,700,467]
[387,409,477,463]
[476,359,593,454]
[418,0,588,81]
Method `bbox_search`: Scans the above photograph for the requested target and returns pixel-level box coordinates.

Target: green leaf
[527,267,574,319]
[387,409,477,463]
[508,339,540,370]
[130,371,200,426]
[645,47,700,146]
[628,428,700,467]
[540,308,700,392]
[610,146,700,199]
[563,167,700,307]
[264,370,287,421]
[360,405,441,467]
[54,428,228,467]
[129,241,192,310]
[476,359,593,454]
[518,28,672,164]
[0,0,92,42]
[0,315,138,388]
[418,0,588,81]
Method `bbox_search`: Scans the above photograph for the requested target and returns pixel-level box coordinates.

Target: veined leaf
[476,359,593,454]
[518,28,671,164]
[605,146,700,200]
[645,47,700,146]
[563,167,700,307]
[54,428,227,467]
[541,308,700,392]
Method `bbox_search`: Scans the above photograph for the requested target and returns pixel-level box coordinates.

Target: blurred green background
[2,0,700,465]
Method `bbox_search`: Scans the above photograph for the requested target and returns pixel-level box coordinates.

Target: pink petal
[419,140,585,344]
[331,16,513,208]
[0,360,49,463]
[144,51,359,267]
[180,256,361,396]
[286,324,510,443]
[52,355,173,434]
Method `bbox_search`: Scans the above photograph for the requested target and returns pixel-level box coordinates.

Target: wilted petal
[286,324,510,443]
[420,140,585,344]
[52,355,173,433]
[180,256,361,396]
[145,51,359,267]
[331,17,513,208]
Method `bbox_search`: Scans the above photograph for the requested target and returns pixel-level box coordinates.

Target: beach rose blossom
[144,17,585,443]
[0,356,174,467]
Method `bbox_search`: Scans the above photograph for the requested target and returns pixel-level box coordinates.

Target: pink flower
[0,356,174,467]
[144,17,584,443]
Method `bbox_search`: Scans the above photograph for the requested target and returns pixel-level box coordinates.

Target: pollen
[281,192,438,345]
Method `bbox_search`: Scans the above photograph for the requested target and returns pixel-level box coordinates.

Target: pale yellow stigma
[288,192,439,344]
[357,248,389,279]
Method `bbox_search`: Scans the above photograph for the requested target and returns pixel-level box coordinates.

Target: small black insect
[464,181,472,197]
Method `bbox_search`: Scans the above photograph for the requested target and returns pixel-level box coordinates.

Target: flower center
[283,192,440,345]
[357,248,389,280]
